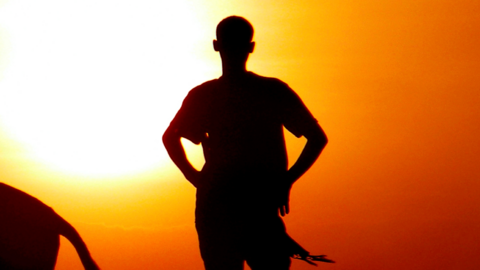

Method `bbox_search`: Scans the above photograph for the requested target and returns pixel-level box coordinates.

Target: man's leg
[196,221,245,270]
[243,230,291,270]
[242,211,293,270]
[201,249,244,270]
[246,253,291,270]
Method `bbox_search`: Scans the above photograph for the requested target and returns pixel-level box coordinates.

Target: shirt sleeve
[168,89,206,144]
[279,84,319,138]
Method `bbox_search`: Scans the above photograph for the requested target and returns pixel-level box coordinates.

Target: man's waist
[203,162,286,175]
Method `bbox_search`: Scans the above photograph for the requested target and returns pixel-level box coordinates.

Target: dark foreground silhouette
[164,16,332,269]
[0,182,100,270]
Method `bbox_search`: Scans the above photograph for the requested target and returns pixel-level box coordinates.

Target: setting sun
[0,0,212,177]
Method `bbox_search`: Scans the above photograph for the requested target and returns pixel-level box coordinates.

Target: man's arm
[162,125,202,188]
[279,124,328,216]
[286,124,327,185]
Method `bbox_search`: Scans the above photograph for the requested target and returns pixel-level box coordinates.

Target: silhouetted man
[0,183,100,270]
[163,16,328,270]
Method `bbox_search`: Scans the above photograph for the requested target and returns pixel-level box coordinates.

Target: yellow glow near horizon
[0,0,214,177]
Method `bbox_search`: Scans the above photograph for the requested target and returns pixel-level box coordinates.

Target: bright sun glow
[0,0,215,177]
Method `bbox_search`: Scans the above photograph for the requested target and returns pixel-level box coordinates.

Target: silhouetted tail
[57,216,100,270]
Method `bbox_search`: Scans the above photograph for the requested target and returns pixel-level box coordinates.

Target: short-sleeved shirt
[170,72,318,179]
[169,73,319,263]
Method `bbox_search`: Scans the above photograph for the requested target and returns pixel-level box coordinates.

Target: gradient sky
[0,0,479,269]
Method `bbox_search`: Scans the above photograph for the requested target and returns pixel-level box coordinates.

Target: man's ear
[213,40,220,52]
[248,42,255,53]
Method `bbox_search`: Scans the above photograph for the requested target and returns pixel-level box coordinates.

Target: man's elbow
[162,126,178,147]
[307,125,328,149]
[319,130,328,148]
[316,132,328,151]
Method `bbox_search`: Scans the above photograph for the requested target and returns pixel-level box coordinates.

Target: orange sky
[1,0,479,269]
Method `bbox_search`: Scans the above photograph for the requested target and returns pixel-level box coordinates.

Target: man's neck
[221,63,248,78]
[220,51,250,78]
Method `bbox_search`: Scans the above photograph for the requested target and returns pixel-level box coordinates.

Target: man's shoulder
[187,74,292,99]
[184,79,220,102]
[248,72,297,101]
[249,72,288,88]
[191,79,220,93]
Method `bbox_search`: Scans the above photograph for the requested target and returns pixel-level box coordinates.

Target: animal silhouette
[0,183,99,270]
